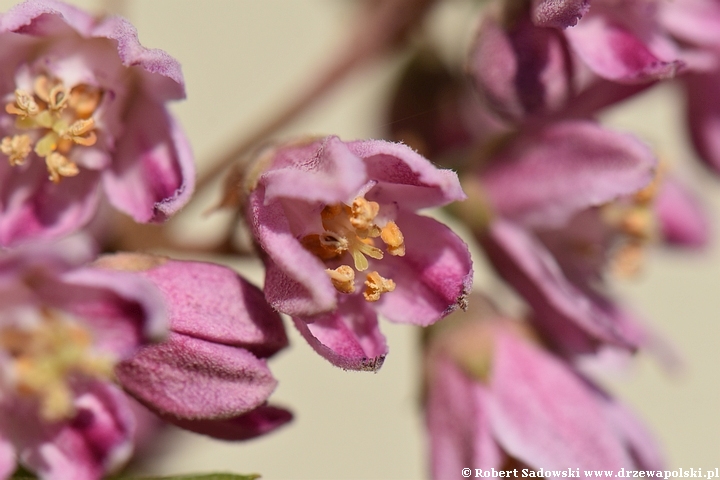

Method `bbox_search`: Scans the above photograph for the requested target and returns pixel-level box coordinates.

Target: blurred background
[1,0,718,478]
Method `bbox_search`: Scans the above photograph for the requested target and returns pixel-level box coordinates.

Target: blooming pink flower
[0,243,291,479]
[0,236,167,479]
[246,136,473,370]
[424,309,664,477]
[0,0,194,247]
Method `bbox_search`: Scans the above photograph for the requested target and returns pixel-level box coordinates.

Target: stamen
[350,197,381,238]
[6,90,39,117]
[1,134,32,166]
[301,234,346,260]
[326,265,356,294]
[62,118,97,147]
[380,221,405,256]
[47,83,69,113]
[364,271,395,302]
[45,152,79,183]
[620,209,652,241]
[0,311,115,422]
[611,241,644,278]
[69,85,102,119]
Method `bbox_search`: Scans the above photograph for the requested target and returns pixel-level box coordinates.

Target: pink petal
[0,162,100,247]
[480,220,637,352]
[565,7,684,83]
[684,71,720,174]
[480,121,657,228]
[532,0,590,29]
[12,382,135,480]
[260,136,368,205]
[249,189,337,317]
[91,15,185,101]
[655,176,710,248]
[293,295,387,371]
[470,15,571,121]
[116,333,277,420]
[137,259,288,358]
[167,405,293,441]
[488,330,634,469]
[427,356,502,478]
[375,211,473,327]
[102,93,195,223]
[0,435,15,480]
[0,0,95,37]
[347,139,467,210]
[660,0,720,52]
[604,400,665,470]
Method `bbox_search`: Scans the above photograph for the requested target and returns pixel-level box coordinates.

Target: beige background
[0,0,718,478]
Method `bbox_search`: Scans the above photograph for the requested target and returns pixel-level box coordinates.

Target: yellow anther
[326,265,356,294]
[69,85,102,119]
[350,197,381,238]
[620,209,653,240]
[380,221,405,256]
[47,83,69,113]
[1,134,32,166]
[6,90,39,117]
[364,271,395,302]
[45,152,79,183]
[611,241,644,278]
[0,311,116,422]
[62,118,97,146]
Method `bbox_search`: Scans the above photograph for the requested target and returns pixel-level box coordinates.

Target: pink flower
[245,136,473,370]
[424,306,664,477]
[104,254,292,441]
[0,0,194,247]
[0,237,166,479]
[0,244,291,479]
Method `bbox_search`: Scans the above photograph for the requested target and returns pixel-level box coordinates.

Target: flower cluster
[0,0,717,477]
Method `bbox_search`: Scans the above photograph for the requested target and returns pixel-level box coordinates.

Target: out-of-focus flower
[99,253,292,441]
[0,236,167,479]
[424,301,664,477]
[244,135,473,370]
[0,0,194,247]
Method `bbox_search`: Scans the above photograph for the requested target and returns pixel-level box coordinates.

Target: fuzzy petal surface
[347,139,466,210]
[480,220,638,352]
[480,121,657,228]
[293,295,387,372]
[102,94,194,223]
[564,6,683,83]
[532,0,590,29]
[167,405,293,441]
[427,356,502,478]
[488,330,634,469]
[136,259,288,358]
[374,211,472,326]
[117,333,277,420]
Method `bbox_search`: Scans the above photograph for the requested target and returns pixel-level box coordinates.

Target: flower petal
[102,93,195,223]
[532,0,590,29]
[488,330,634,469]
[116,333,277,420]
[249,187,337,317]
[655,176,710,248]
[564,6,683,83]
[479,220,638,353]
[166,405,293,441]
[347,139,467,210]
[684,71,720,175]
[0,0,95,37]
[480,121,657,228]
[260,136,368,205]
[293,295,387,371]
[10,381,135,480]
[427,356,502,478]
[0,162,100,247]
[374,211,473,327]
[137,259,288,358]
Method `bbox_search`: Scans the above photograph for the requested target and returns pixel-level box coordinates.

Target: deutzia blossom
[245,136,473,370]
[0,0,194,246]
